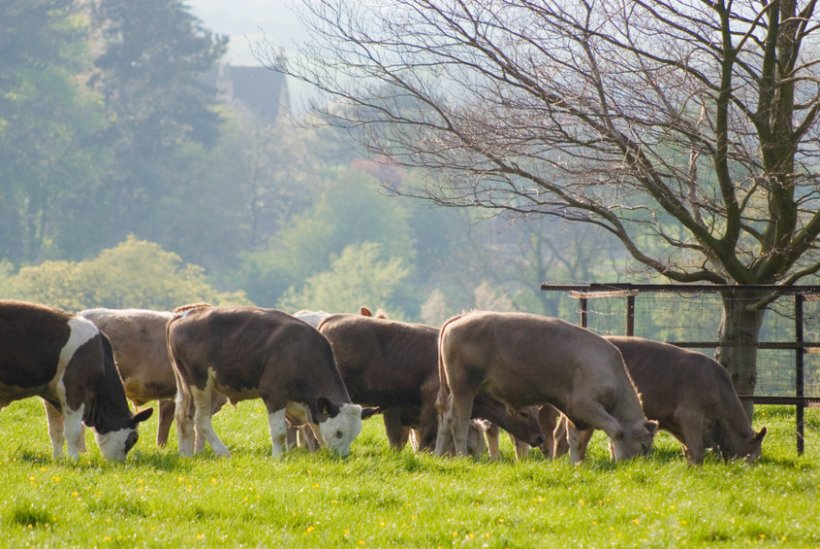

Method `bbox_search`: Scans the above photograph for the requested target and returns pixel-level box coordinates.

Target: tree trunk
[715,290,767,423]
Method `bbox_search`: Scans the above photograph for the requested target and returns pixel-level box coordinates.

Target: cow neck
[84,337,133,434]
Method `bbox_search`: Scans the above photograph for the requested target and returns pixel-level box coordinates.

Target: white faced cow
[435,311,658,463]
[554,336,767,464]
[0,300,153,460]
[167,305,366,458]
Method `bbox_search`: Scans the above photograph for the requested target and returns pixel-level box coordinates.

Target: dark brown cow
[167,305,366,458]
[79,308,229,447]
[0,300,152,460]
[317,313,545,453]
[435,311,657,463]
[555,336,767,464]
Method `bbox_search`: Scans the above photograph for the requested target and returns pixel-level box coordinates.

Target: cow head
[609,419,658,461]
[94,408,153,461]
[719,426,767,463]
[316,398,364,457]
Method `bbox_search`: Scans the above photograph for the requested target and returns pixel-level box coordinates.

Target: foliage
[0,236,249,311]
[289,0,820,286]
[277,242,409,317]
[89,0,228,241]
[237,168,416,308]
[0,0,110,263]
[0,399,816,547]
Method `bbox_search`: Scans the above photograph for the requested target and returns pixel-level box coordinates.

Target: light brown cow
[435,311,658,463]
[317,313,545,453]
[79,308,227,447]
[168,305,367,458]
[0,300,152,460]
[554,336,767,464]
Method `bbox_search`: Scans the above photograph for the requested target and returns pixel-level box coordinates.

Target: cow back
[318,314,438,407]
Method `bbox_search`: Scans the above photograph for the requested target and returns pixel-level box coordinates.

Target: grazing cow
[554,337,767,464]
[79,308,226,446]
[167,305,367,458]
[485,404,568,459]
[435,311,657,463]
[317,313,545,453]
[0,300,153,460]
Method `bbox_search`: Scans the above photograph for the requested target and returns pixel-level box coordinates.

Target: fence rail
[541,283,820,455]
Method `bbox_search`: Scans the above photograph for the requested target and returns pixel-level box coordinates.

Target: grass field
[1,399,817,547]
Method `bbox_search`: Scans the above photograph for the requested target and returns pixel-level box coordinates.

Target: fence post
[579,297,588,328]
[627,293,635,336]
[795,294,805,455]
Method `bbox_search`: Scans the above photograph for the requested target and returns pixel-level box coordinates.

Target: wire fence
[540,284,820,456]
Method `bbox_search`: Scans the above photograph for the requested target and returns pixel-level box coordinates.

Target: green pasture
[0,399,817,547]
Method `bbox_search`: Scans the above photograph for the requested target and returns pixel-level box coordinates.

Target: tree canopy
[285,0,820,287]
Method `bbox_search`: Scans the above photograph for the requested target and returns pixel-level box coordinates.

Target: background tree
[0,236,249,310]
[282,0,820,418]
[276,242,410,316]
[90,0,227,243]
[0,0,110,263]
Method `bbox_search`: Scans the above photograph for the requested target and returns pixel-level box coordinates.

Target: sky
[188,0,309,66]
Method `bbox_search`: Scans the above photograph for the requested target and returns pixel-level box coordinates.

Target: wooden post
[795,293,805,455]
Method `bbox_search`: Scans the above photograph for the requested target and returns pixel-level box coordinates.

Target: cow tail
[166,315,191,426]
[435,314,462,416]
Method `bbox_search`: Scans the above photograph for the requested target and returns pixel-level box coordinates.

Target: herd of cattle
[0,299,766,465]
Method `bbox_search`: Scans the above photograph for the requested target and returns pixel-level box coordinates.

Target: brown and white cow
[435,311,658,463]
[167,305,367,458]
[316,313,545,453]
[79,308,227,447]
[0,300,153,460]
[554,336,767,464]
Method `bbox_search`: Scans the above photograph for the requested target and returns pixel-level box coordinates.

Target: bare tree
[269,0,820,419]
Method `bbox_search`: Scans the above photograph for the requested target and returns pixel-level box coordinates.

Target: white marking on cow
[58,317,99,372]
[318,403,363,458]
[94,427,131,462]
[191,375,230,457]
[293,310,332,328]
[268,408,288,458]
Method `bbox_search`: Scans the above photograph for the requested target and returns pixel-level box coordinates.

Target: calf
[0,300,152,460]
[168,305,366,458]
[317,313,544,453]
[555,337,766,464]
[79,308,226,446]
[435,311,657,463]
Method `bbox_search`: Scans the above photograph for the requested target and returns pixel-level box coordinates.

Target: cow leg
[286,424,298,450]
[565,399,628,461]
[43,401,65,459]
[156,400,175,447]
[268,408,288,459]
[566,421,595,465]
[447,390,476,457]
[511,432,530,460]
[467,421,488,457]
[552,415,570,459]
[483,422,500,459]
[678,411,706,465]
[415,403,438,452]
[297,425,319,451]
[191,386,230,457]
[174,390,196,457]
[382,407,410,450]
[63,405,85,460]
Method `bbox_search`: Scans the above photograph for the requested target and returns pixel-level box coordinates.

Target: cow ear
[133,408,154,424]
[360,306,372,317]
[361,407,380,420]
[645,420,659,435]
[317,397,340,418]
[754,426,767,442]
